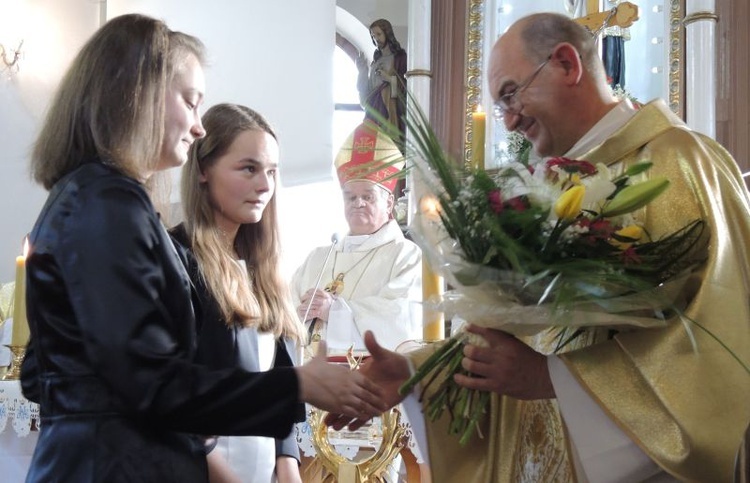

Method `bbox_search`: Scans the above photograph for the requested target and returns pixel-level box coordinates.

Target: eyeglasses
[493,55,552,120]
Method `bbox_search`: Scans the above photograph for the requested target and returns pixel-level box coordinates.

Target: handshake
[295,331,411,427]
[300,325,553,431]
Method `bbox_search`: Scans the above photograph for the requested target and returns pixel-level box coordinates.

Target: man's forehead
[488,34,527,97]
[343,183,380,195]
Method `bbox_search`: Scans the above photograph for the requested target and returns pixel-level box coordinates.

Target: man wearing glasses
[328,12,750,483]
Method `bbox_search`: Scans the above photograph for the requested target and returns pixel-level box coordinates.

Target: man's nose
[503,110,522,132]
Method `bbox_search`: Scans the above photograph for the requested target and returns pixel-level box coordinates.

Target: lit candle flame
[420,195,441,219]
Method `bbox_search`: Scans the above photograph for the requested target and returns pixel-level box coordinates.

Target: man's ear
[386,192,395,215]
[551,42,584,85]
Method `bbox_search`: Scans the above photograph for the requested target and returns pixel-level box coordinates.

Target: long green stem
[399,336,463,395]
[421,344,464,404]
[681,310,750,375]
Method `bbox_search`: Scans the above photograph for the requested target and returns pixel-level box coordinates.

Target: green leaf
[624,161,653,177]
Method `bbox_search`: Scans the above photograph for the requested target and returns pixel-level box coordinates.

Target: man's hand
[454,324,555,400]
[324,331,410,430]
[296,341,387,419]
[297,288,334,322]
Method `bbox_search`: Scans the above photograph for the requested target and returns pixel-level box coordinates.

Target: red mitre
[334,121,404,192]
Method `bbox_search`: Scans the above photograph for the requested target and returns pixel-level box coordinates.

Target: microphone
[301,232,341,325]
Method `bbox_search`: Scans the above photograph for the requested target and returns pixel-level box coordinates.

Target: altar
[0,380,39,483]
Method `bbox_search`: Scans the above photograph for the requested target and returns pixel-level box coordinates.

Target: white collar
[341,219,401,252]
[564,100,637,159]
[342,235,369,253]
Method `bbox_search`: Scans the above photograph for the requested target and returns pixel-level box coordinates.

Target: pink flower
[545,157,598,181]
[575,218,616,245]
[505,196,528,212]
[488,189,503,214]
[589,219,615,239]
[620,246,642,265]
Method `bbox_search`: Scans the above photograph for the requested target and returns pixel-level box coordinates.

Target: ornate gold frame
[309,408,407,481]
[464,0,485,167]
[464,0,686,165]
[668,0,685,117]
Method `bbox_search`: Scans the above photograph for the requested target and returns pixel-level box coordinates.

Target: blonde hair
[181,103,305,344]
[31,14,205,190]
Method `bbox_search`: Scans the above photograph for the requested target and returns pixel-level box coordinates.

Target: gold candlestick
[3,344,26,380]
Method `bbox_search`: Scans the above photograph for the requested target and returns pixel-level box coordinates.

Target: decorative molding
[682,11,719,27]
[405,68,433,78]
[464,0,484,168]
[309,408,406,481]
[668,0,684,118]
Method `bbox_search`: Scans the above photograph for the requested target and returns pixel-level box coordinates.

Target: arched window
[333,39,364,156]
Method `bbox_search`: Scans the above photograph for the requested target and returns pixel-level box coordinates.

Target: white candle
[11,238,29,346]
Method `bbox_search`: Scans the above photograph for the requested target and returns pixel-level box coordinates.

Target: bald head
[517,14,600,70]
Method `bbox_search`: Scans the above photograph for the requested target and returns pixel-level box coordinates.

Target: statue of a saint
[356,19,407,152]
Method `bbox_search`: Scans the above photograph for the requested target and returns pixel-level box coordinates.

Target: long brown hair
[31,14,205,190]
[181,103,305,344]
[370,18,404,60]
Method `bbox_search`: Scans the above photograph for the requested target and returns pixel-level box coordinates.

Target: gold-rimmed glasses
[493,55,552,120]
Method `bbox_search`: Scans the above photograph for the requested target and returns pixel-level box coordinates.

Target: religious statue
[571,0,639,88]
[356,19,407,153]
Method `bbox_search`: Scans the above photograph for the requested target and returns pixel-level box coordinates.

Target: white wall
[0,0,101,282]
[277,179,348,278]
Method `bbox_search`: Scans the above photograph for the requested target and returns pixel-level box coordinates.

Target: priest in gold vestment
[327,12,750,483]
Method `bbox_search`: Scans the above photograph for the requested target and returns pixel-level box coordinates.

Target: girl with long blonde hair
[171,103,305,482]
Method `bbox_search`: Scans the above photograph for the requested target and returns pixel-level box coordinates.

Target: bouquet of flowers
[390,99,711,446]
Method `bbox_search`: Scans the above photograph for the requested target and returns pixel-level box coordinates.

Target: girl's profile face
[200,129,279,235]
[159,53,206,171]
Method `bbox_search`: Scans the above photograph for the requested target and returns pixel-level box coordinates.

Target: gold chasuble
[411,100,750,482]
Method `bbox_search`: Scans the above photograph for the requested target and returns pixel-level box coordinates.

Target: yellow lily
[555,185,585,220]
[610,225,644,250]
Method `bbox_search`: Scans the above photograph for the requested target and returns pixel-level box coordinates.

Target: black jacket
[169,224,305,463]
[21,163,300,482]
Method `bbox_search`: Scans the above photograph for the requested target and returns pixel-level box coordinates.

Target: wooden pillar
[715,0,750,184]
[429,0,467,163]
